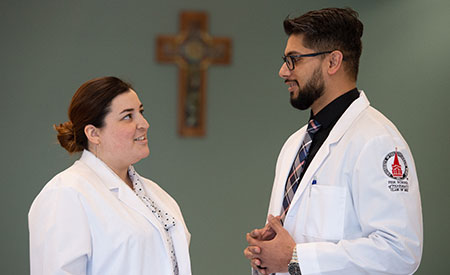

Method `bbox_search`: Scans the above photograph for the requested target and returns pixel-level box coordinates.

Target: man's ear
[84,124,101,145]
[327,50,344,75]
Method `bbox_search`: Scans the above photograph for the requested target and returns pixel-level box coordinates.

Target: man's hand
[250,218,278,241]
[244,216,278,273]
[245,215,296,274]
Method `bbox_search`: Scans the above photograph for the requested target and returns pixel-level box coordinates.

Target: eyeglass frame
[282,51,333,70]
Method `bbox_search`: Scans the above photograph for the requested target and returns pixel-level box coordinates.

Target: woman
[29,76,191,275]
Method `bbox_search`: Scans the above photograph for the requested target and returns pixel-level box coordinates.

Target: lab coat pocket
[303,185,346,241]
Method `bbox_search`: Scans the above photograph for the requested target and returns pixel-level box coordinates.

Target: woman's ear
[84,124,101,145]
[327,50,344,75]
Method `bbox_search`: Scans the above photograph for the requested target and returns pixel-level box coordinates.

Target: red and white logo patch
[383,149,409,192]
[383,149,408,179]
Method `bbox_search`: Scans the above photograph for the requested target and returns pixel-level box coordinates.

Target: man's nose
[279,62,290,79]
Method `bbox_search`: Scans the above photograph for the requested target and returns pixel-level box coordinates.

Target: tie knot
[307,119,321,134]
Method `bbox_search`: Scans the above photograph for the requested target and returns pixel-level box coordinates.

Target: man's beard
[290,67,325,110]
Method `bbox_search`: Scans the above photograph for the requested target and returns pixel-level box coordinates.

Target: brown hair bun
[54,121,84,153]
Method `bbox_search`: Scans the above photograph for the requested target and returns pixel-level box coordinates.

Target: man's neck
[311,80,356,115]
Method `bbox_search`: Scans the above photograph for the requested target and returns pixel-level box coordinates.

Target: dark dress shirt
[299,88,360,180]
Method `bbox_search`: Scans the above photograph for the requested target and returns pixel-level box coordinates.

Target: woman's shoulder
[39,160,96,194]
[29,161,92,216]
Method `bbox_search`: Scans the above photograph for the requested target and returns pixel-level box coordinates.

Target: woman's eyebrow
[120,104,143,114]
[119,108,134,114]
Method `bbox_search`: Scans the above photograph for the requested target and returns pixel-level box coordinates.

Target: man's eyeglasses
[282,51,333,70]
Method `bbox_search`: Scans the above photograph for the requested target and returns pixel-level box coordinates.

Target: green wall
[1,0,449,274]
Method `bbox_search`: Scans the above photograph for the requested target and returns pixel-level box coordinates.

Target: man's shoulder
[354,106,402,137]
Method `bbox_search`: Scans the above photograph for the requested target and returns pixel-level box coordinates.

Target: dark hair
[54,76,133,153]
[283,7,363,80]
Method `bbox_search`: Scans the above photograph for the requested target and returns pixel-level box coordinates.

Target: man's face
[279,34,325,110]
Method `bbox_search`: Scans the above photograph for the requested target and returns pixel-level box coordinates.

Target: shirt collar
[128,166,141,192]
[310,88,360,130]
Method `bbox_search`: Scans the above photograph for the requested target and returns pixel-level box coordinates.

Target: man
[244,7,422,275]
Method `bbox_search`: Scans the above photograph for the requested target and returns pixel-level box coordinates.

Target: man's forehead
[285,34,310,54]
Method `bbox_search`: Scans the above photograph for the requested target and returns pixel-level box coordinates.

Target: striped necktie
[281,119,321,222]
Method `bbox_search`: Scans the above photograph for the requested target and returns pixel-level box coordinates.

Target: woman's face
[96,89,150,172]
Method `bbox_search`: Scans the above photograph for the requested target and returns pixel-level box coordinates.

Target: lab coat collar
[313,91,370,151]
[79,150,169,238]
[285,91,370,217]
[79,150,123,191]
[78,150,191,274]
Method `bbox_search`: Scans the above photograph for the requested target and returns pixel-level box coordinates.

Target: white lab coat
[29,150,192,275]
[266,92,422,274]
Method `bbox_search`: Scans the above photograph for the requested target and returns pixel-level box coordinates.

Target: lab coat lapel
[116,187,167,236]
[271,125,308,215]
[79,150,190,273]
[79,151,167,238]
[138,176,191,275]
[171,223,191,274]
[281,127,308,183]
[286,91,370,213]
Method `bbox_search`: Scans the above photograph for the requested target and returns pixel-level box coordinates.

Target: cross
[156,11,232,137]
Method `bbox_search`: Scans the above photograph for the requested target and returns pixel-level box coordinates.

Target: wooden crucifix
[156,11,232,137]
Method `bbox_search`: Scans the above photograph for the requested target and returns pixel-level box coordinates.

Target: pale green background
[1,0,449,274]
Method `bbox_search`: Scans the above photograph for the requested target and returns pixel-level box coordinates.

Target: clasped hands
[244,214,296,274]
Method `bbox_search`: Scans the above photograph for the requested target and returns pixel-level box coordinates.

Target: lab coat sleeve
[29,184,92,275]
[297,135,423,275]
